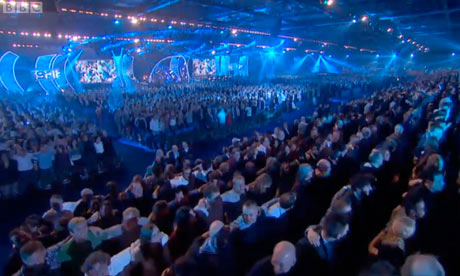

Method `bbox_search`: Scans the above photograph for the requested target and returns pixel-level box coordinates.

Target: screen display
[76,60,117,84]
[193,58,216,77]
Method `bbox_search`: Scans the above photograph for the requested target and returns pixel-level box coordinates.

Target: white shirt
[150,118,160,132]
[94,141,104,154]
[12,153,34,171]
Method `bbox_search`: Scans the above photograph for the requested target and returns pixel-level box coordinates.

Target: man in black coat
[296,214,349,276]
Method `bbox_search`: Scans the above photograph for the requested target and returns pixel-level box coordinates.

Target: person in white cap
[61,188,94,215]
[103,207,149,253]
[74,188,94,217]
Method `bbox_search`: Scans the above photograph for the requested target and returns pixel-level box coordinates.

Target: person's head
[219,161,230,174]
[394,124,404,136]
[174,206,194,231]
[232,175,246,195]
[242,200,259,226]
[172,144,179,153]
[182,141,189,149]
[49,194,63,212]
[298,163,314,184]
[368,150,384,168]
[81,251,110,276]
[106,181,119,195]
[254,173,273,193]
[321,213,349,241]
[19,241,46,267]
[330,197,352,215]
[279,192,297,210]
[400,254,445,276]
[68,217,88,242]
[152,200,170,221]
[425,172,445,193]
[80,188,94,202]
[403,190,426,220]
[315,159,331,177]
[426,153,444,172]
[271,241,297,275]
[100,200,113,217]
[391,216,416,240]
[350,173,375,197]
[122,207,140,231]
[24,215,41,234]
[203,183,220,201]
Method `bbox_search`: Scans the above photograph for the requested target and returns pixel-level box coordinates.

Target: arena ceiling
[54,0,460,53]
[0,0,459,56]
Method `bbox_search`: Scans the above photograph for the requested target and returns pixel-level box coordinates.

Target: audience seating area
[3,71,460,276]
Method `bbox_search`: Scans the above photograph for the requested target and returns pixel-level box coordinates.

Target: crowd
[4,71,460,276]
[0,96,117,199]
[63,75,379,149]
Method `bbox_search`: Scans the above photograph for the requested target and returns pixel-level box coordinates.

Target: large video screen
[76,60,117,84]
[193,58,216,77]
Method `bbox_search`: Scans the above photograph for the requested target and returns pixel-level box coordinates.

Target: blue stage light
[211,50,216,55]
[452,52,456,56]
[346,54,350,58]
[168,25,172,29]
[114,19,120,25]
[410,53,414,58]
[376,54,380,58]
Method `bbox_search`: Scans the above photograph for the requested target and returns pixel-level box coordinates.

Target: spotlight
[220,31,224,34]
[376,54,380,58]
[168,25,172,29]
[282,50,286,54]
[325,0,334,6]
[392,53,397,58]
[231,29,237,35]
[134,38,140,43]
[387,28,393,33]
[211,50,216,55]
[452,52,456,56]
[114,19,120,24]
[352,19,357,23]
[293,38,297,42]
[136,48,141,53]
[410,53,414,58]
[346,54,350,58]
[131,18,138,24]
[328,55,332,58]
[361,15,368,22]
